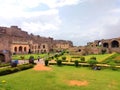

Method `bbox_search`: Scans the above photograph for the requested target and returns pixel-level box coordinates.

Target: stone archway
[0,54,5,62]
[44,50,46,53]
[19,46,23,52]
[43,45,46,48]
[111,40,119,48]
[14,47,17,52]
[103,43,109,48]
[24,47,26,52]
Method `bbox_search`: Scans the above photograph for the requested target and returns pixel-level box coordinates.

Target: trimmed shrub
[108,61,117,70]
[74,60,79,67]
[80,57,85,62]
[0,68,11,75]
[57,60,62,66]
[71,56,80,58]
[29,56,34,64]
[62,56,66,61]
[45,60,49,66]
[90,57,96,60]
[87,59,98,68]
[0,63,10,67]
[18,64,34,70]
[0,64,34,76]
[10,67,20,73]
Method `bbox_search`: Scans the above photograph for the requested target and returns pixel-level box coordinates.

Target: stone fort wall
[0,26,73,56]
[74,37,120,55]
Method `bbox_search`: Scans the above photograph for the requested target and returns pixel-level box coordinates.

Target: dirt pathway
[33,63,52,71]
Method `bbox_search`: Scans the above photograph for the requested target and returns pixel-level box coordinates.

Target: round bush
[45,60,49,66]
[57,60,62,66]
[29,56,34,64]
[74,60,79,67]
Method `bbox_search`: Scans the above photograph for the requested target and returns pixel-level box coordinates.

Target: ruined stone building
[73,37,120,55]
[1,25,120,62]
[0,26,73,62]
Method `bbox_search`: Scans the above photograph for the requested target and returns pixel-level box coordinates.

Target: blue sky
[0,0,120,46]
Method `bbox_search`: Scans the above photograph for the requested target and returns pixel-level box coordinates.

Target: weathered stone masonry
[74,37,120,55]
[0,26,73,62]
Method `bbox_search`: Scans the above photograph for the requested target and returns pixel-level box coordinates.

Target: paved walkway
[18,59,44,65]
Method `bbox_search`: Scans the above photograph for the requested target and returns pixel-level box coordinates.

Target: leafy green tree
[62,56,66,61]
[74,60,79,67]
[45,60,49,66]
[80,57,85,62]
[57,60,62,66]
[87,58,98,68]
[108,61,117,70]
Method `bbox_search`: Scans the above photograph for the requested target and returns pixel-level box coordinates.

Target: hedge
[0,63,10,68]
[0,64,34,76]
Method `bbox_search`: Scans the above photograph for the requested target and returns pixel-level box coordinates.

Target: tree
[80,57,85,62]
[62,56,66,61]
[74,60,79,67]
[57,60,62,66]
[87,57,98,69]
[108,61,117,70]
[29,56,34,64]
[45,60,49,66]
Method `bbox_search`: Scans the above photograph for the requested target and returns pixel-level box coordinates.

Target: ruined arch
[14,47,17,52]
[98,41,102,46]
[38,45,40,49]
[43,45,46,48]
[19,46,23,52]
[78,49,81,52]
[0,54,5,62]
[44,50,46,53]
[111,40,119,48]
[103,43,109,48]
[24,47,26,52]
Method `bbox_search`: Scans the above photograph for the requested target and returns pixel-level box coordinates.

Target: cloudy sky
[0,0,120,46]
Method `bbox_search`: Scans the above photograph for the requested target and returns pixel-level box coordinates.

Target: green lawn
[61,53,112,62]
[12,52,120,65]
[0,66,120,90]
[84,54,113,62]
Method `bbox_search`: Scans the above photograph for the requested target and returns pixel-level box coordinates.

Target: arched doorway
[19,46,23,52]
[0,54,5,62]
[103,43,109,48]
[44,50,46,53]
[14,47,17,52]
[43,45,46,48]
[24,47,26,52]
[111,40,119,48]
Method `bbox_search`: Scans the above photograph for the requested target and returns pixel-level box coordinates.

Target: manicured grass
[0,66,120,90]
[84,54,113,62]
[61,53,112,62]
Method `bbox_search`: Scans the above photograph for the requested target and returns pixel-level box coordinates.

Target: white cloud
[101,16,120,26]
[20,9,61,34]
[0,0,63,33]
[110,8,120,13]
[34,0,81,8]
[0,0,81,34]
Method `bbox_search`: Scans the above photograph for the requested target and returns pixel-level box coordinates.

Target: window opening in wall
[111,40,119,48]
